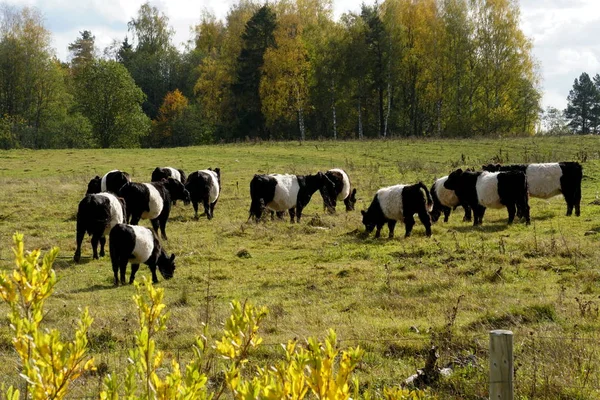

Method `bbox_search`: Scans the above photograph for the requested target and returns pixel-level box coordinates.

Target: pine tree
[565,72,600,134]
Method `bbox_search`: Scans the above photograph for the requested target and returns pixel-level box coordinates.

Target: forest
[0,0,541,148]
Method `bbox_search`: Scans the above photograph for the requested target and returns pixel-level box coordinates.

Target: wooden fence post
[489,329,513,400]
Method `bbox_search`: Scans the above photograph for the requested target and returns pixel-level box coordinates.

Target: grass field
[1,136,600,399]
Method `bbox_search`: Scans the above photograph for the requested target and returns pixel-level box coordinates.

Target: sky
[3,0,600,111]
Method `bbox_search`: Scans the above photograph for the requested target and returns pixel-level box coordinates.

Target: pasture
[1,136,600,398]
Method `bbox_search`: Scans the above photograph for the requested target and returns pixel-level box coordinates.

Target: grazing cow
[444,168,530,226]
[430,176,472,223]
[151,167,187,205]
[248,172,335,223]
[73,193,126,262]
[118,178,190,240]
[482,162,582,216]
[185,168,221,219]
[109,223,176,285]
[324,168,357,212]
[86,170,131,194]
[361,182,433,238]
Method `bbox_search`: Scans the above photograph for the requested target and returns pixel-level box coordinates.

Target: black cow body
[444,169,530,226]
[248,172,335,223]
[109,224,176,285]
[482,162,582,216]
[118,178,190,240]
[74,193,126,262]
[361,182,433,238]
[430,176,472,223]
[324,168,357,212]
[185,168,221,219]
[87,170,131,194]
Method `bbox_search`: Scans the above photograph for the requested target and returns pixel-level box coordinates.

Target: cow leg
[276,211,285,220]
[192,200,199,219]
[518,198,531,225]
[473,206,484,226]
[375,224,383,238]
[388,220,397,238]
[203,197,211,220]
[443,207,451,223]
[151,218,160,236]
[404,215,415,237]
[289,208,296,223]
[296,206,303,223]
[270,210,275,220]
[91,235,100,259]
[506,203,516,224]
[148,262,159,283]
[120,263,129,285]
[74,225,85,262]
[130,214,141,225]
[112,258,127,286]
[129,264,140,284]
[99,236,106,258]
[210,199,218,219]
[159,217,168,241]
[463,204,472,222]
[419,210,432,237]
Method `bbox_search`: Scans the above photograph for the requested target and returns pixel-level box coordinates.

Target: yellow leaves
[1,234,94,400]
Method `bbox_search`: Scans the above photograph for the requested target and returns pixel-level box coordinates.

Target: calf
[444,168,530,226]
[361,182,433,238]
[109,223,176,285]
[185,168,221,219]
[74,193,126,262]
[482,162,582,216]
[118,178,190,240]
[324,168,357,212]
[248,172,335,223]
[87,170,131,194]
[430,176,472,223]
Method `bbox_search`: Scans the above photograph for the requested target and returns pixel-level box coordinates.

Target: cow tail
[419,182,434,213]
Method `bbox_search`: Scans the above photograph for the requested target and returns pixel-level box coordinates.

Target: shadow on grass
[53,256,95,269]
[70,283,118,294]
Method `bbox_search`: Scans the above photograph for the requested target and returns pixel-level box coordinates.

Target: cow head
[157,252,176,280]
[361,209,376,234]
[344,188,357,211]
[444,168,463,191]
[86,176,101,194]
[165,177,191,204]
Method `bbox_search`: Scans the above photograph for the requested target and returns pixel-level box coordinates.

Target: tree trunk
[384,81,391,138]
[358,95,363,140]
[331,79,337,140]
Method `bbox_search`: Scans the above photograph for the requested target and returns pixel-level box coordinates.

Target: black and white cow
[444,168,530,226]
[109,223,176,285]
[430,176,472,223]
[324,168,357,212]
[86,170,131,195]
[151,167,187,205]
[185,168,221,219]
[151,167,187,184]
[73,193,127,262]
[248,172,335,223]
[118,178,190,240]
[482,162,582,217]
[361,182,433,238]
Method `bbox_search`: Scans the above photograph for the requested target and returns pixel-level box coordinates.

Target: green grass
[1,136,600,398]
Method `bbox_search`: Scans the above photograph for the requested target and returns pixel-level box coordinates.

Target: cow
[151,167,187,205]
[482,162,582,217]
[444,168,530,226]
[151,166,187,184]
[361,182,433,238]
[86,170,131,195]
[73,193,126,262]
[430,176,472,223]
[118,178,190,240]
[185,168,221,219]
[248,172,335,223]
[323,168,357,212]
[109,223,176,285]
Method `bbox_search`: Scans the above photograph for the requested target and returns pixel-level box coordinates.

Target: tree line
[0,0,541,149]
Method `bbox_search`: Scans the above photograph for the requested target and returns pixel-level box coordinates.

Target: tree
[565,72,600,134]
[75,60,150,147]
[231,5,277,139]
[68,30,95,75]
[542,106,570,136]
[149,89,189,146]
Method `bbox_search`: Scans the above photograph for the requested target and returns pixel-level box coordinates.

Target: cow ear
[351,188,357,197]
[361,210,366,216]
[94,175,100,180]
[214,168,220,176]
[170,253,175,262]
